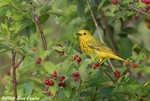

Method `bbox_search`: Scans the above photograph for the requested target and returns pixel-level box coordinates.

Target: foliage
[0,0,150,101]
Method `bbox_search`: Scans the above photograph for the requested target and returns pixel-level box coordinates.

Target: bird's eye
[84,33,86,35]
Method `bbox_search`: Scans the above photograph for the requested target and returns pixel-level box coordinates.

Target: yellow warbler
[76,30,125,62]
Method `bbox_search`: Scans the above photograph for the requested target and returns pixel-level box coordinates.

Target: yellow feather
[77,30,125,62]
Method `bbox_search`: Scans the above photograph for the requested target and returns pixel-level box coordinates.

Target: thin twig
[99,68,116,83]
[86,0,116,72]
[15,55,25,69]
[32,10,47,51]
[31,6,49,60]
[95,0,118,53]
[12,50,17,101]
[86,0,104,43]
[130,6,150,17]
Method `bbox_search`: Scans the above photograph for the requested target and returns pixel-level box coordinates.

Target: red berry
[146,6,150,11]
[112,0,118,5]
[77,57,81,63]
[114,71,121,78]
[58,76,65,81]
[48,80,54,86]
[74,77,78,81]
[53,70,57,77]
[36,57,41,64]
[73,72,80,77]
[94,61,100,69]
[73,55,78,60]
[125,60,130,66]
[58,82,66,87]
[45,79,49,85]
[137,72,142,77]
[7,70,11,76]
[141,0,145,3]
[133,63,138,68]
[47,91,53,96]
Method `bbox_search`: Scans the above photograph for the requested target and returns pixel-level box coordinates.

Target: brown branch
[12,50,25,101]
[95,0,118,53]
[130,6,150,17]
[31,8,49,60]
[32,10,47,51]
[15,55,25,69]
[12,50,17,101]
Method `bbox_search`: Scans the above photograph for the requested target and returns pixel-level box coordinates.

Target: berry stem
[130,6,150,17]
[99,68,116,83]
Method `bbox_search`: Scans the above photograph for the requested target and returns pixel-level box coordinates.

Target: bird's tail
[109,54,125,61]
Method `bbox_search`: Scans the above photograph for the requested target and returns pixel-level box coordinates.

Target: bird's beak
[76,33,81,36]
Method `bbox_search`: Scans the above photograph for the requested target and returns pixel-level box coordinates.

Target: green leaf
[18,82,34,96]
[118,38,133,59]
[78,64,88,81]
[98,0,106,9]
[77,0,85,19]
[63,83,72,98]
[62,59,70,73]
[0,5,11,16]
[48,80,57,95]
[12,11,25,20]
[25,23,36,39]
[38,14,50,24]
[41,50,51,59]
[43,61,56,74]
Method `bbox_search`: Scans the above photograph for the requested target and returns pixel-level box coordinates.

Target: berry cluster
[58,76,66,87]
[73,72,80,81]
[141,0,150,4]
[45,79,54,86]
[114,60,139,79]
[73,55,82,63]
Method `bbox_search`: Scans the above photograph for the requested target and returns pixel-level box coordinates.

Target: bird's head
[76,30,92,40]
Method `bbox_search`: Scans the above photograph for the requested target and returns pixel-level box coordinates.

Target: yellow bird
[76,30,125,62]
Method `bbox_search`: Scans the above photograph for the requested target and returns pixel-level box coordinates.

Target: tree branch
[12,50,25,101]
[95,0,118,53]
[15,55,25,69]
[12,50,17,101]
[86,0,104,43]
[31,7,49,60]
[99,68,116,83]
[130,6,150,17]
[86,0,116,72]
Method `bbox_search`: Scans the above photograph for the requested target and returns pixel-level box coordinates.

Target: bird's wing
[86,38,114,54]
